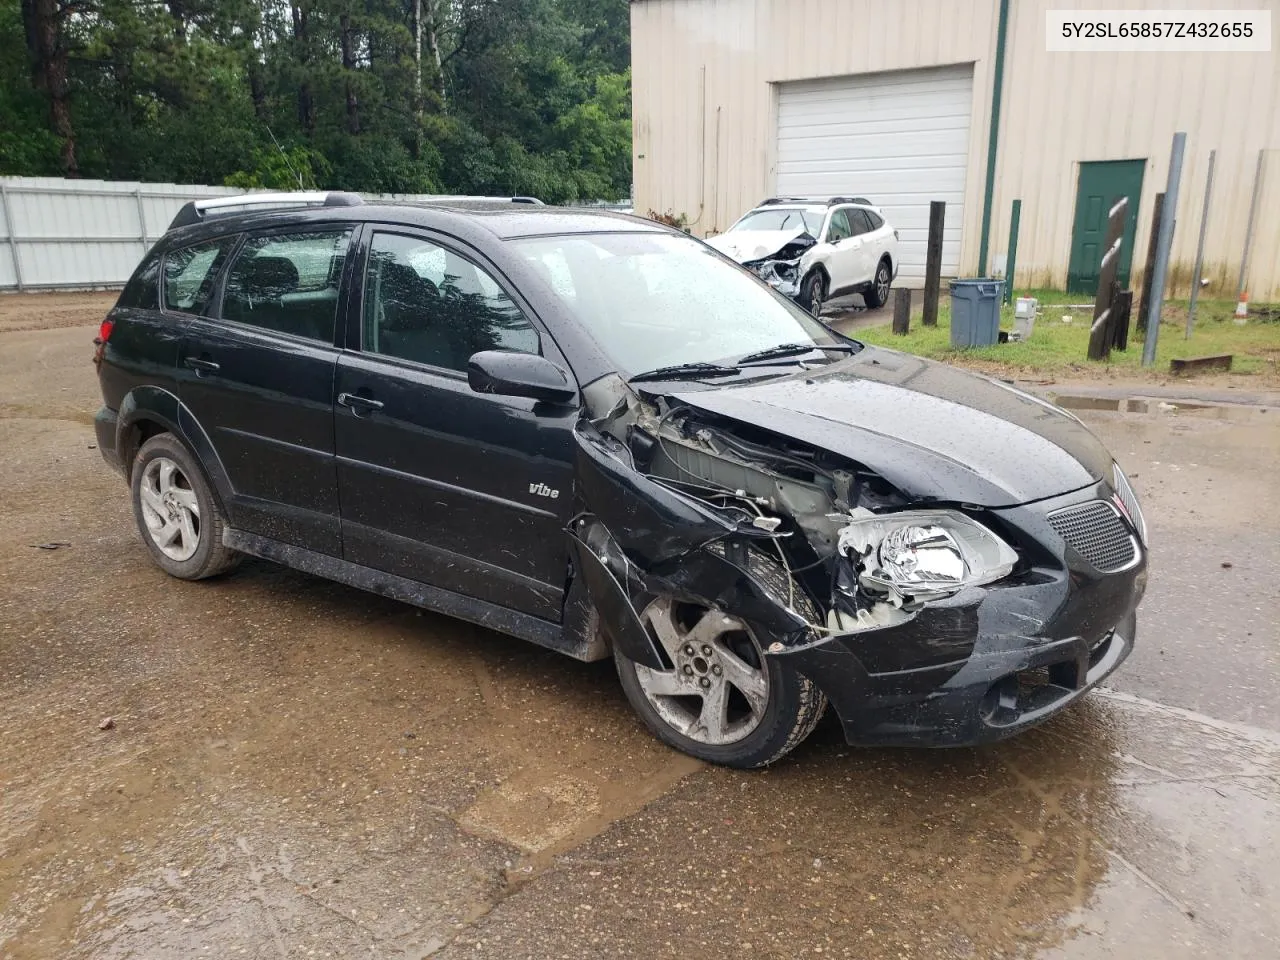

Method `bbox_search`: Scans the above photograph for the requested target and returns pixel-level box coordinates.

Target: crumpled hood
[705,228,810,264]
[668,346,1115,507]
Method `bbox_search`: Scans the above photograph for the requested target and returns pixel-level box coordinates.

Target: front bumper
[771,483,1147,747]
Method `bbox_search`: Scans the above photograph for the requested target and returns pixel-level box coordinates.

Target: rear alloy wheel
[615,594,826,768]
[131,433,240,580]
[865,258,892,308]
[800,271,827,317]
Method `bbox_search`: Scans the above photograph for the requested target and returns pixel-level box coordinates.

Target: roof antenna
[264,123,304,190]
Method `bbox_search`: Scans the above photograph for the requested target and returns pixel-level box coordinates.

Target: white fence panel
[0,177,631,291]
[1,177,244,291]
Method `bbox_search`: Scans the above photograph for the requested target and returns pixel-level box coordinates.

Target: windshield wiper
[627,362,741,384]
[735,342,858,365]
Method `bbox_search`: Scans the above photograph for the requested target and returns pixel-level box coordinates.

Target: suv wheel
[614,594,826,768]
[799,271,827,317]
[865,258,892,308]
[131,433,240,580]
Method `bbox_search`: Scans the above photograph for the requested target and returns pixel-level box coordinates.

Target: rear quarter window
[117,253,162,310]
[162,237,237,315]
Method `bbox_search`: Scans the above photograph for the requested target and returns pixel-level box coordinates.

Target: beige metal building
[631,0,1280,298]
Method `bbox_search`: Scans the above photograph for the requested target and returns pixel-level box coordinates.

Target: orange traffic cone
[1234,291,1249,323]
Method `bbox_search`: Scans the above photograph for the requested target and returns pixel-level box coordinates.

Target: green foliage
[1,0,632,200]
[224,146,332,191]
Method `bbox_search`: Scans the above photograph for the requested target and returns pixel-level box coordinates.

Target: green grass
[856,296,1280,383]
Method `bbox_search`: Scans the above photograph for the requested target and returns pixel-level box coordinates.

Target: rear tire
[130,433,240,580]
[864,257,892,308]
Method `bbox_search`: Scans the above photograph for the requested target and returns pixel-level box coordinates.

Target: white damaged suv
[706,197,899,316]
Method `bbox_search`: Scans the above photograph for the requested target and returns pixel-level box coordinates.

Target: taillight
[894,229,899,241]
[93,317,114,366]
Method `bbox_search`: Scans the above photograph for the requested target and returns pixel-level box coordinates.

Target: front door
[333,227,576,621]
[1067,159,1145,293]
[178,225,355,556]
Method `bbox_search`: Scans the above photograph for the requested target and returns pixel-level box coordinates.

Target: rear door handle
[183,357,220,375]
[338,392,384,415]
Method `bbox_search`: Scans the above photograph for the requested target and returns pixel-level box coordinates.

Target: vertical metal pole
[1004,199,1021,303]
[134,186,149,252]
[0,182,24,292]
[1237,148,1266,299]
[1142,132,1187,367]
[1186,149,1216,338]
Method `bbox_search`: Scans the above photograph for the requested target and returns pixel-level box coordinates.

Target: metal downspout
[977,0,1010,277]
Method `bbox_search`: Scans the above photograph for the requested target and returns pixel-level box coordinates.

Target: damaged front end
[567,375,1145,748]
[740,233,817,299]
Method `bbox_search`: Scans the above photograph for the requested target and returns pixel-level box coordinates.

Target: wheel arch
[117,386,234,514]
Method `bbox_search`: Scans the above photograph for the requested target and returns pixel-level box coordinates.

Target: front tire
[799,270,827,317]
[130,433,240,580]
[613,552,827,769]
[865,258,892,308]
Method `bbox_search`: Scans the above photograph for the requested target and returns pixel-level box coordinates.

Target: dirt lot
[2,295,1278,959]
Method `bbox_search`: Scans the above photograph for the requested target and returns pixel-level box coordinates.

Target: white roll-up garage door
[775,64,975,284]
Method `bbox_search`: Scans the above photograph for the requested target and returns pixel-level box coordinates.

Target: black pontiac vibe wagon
[94,192,1147,768]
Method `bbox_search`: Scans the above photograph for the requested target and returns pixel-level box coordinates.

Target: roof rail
[413,194,545,206]
[759,195,874,207]
[168,191,363,230]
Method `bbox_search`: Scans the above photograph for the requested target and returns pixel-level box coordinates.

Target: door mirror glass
[467,351,576,404]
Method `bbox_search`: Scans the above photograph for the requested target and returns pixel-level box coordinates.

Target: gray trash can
[949,279,1004,348]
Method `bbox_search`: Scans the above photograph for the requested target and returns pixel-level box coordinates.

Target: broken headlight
[837,510,1019,604]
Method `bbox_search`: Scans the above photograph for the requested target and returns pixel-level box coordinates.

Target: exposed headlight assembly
[837,509,1019,604]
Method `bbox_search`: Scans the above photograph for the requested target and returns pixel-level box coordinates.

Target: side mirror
[467,351,577,404]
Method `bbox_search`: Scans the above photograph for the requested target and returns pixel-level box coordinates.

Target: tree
[0,0,633,201]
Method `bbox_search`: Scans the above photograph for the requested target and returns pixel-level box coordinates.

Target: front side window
[363,232,539,372]
[826,210,853,243]
[511,232,845,377]
[220,228,352,341]
[163,238,236,314]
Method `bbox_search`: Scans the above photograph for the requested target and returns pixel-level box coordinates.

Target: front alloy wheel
[614,592,827,768]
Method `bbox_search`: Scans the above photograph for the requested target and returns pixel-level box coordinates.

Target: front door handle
[338,392,385,415]
[183,357,220,376]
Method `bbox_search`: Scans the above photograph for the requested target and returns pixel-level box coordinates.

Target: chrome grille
[1112,464,1147,543]
[1047,500,1137,573]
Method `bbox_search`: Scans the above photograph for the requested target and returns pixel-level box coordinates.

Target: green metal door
[1067,159,1145,293]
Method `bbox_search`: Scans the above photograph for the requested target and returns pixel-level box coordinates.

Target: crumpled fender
[569,423,812,668]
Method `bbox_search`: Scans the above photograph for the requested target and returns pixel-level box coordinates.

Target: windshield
[732,207,824,235]
[510,232,847,378]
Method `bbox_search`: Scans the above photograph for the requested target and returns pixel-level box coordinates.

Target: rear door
[333,227,576,621]
[177,225,355,556]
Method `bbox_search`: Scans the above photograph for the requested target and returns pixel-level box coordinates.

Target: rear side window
[849,210,875,237]
[220,228,353,342]
[363,231,539,372]
[865,210,885,231]
[163,238,236,315]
